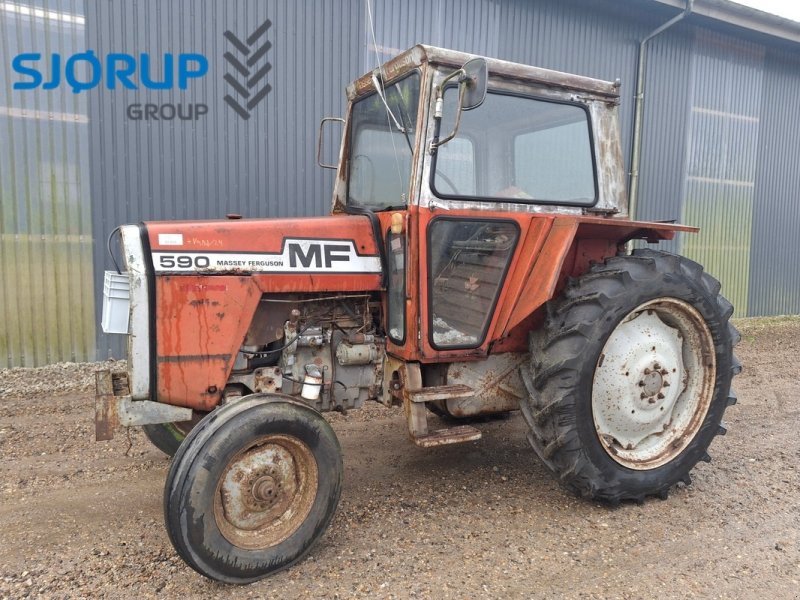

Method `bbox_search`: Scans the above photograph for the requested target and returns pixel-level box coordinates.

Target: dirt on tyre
[520,249,740,504]
[163,395,343,584]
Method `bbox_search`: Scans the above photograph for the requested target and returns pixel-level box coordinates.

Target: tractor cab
[324,46,646,368]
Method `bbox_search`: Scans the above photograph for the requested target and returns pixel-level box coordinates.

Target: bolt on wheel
[522,249,739,503]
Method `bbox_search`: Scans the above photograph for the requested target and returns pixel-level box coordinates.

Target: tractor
[96,45,740,584]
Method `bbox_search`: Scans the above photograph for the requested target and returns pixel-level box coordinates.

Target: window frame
[346,69,422,212]
[426,216,521,351]
[429,87,600,207]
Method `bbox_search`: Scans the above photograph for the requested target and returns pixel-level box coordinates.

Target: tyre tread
[522,249,740,503]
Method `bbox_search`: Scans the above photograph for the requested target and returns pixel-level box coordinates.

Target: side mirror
[460,58,488,111]
[317,116,345,169]
[429,57,488,152]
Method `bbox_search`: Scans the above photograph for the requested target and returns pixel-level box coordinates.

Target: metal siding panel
[748,47,800,316]
[679,29,764,316]
[88,0,367,358]
[635,22,694,257]
[0,0,94,367]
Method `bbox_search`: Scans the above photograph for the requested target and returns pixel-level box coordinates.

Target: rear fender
[494,217,696,348]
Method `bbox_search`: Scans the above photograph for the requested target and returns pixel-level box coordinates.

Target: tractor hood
[144,214,384,292]
[114,214,384,408]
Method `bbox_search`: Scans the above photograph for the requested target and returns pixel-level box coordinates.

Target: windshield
[347,72,420,211]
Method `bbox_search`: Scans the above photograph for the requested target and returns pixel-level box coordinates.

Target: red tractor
[96,45,739,583]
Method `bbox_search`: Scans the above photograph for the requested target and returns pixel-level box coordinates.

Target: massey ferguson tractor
[96,45,739,584]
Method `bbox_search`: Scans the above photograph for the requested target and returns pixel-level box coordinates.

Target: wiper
[371,71,413,152]
[387,87,415,153]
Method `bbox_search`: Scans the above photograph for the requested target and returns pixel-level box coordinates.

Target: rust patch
[412,425,482,447]
[94,370,124,441]
[254,367,282,394]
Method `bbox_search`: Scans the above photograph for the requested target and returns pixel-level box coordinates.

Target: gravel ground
[0,317,798,599]
[0,360,126,398]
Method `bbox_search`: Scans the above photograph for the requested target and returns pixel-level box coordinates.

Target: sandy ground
[0,317,798,599]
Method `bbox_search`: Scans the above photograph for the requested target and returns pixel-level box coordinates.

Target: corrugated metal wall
[2,0,800,365]
[748,46,800,316]
[86,0,369,359]
[0,0,94,367]
[680,29,764,316]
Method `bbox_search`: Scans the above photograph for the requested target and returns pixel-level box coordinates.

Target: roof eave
[652,0,800,44]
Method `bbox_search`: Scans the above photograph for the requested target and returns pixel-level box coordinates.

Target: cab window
[432,90,597,205]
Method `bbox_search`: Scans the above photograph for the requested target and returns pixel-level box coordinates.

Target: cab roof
[347,44,621,101]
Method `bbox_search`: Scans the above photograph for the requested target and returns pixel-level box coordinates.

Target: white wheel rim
[591,298,716,470]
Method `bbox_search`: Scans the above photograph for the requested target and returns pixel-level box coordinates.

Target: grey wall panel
[0,0,94,367]
[679,29,764,315]
[748,47,800,316]
[635,23,693,235]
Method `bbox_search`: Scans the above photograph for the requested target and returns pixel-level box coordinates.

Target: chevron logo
[223,19,272,120]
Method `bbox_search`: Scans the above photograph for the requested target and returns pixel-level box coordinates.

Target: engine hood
[144,215,383,283]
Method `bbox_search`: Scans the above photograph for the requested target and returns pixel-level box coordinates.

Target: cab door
[342,70,424,359]
[419,210,521,359]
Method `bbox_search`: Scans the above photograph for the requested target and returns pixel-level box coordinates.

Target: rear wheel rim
[214,434,318,549]
[591,297,716,470]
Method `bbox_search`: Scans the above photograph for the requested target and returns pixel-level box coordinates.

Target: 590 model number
[158,254,210,269]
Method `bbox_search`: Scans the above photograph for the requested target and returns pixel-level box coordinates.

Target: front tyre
[164,395,343,583]
[521,249,740,504]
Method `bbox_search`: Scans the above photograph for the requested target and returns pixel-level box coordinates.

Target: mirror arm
[435,85,467,148]
[429,69,466,154]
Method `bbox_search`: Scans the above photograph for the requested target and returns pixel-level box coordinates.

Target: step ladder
[403,368,482,447]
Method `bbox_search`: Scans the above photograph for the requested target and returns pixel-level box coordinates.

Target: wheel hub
[592,298,716,469]
[640,368,664,397]
[252,475,278,503]
[214,434,318,549]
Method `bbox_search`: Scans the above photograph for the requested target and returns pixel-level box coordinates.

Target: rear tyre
[521,249,740,504]
[164,395,343,584]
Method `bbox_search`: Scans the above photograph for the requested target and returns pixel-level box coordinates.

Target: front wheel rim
[592,297,716,470]
[214,434,319,550]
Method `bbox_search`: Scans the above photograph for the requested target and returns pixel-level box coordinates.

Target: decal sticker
[158,233,184,246]
[152,238,381,274]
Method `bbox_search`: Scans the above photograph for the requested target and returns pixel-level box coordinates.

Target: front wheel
[164,395,343,583]
[521,249,740,504]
